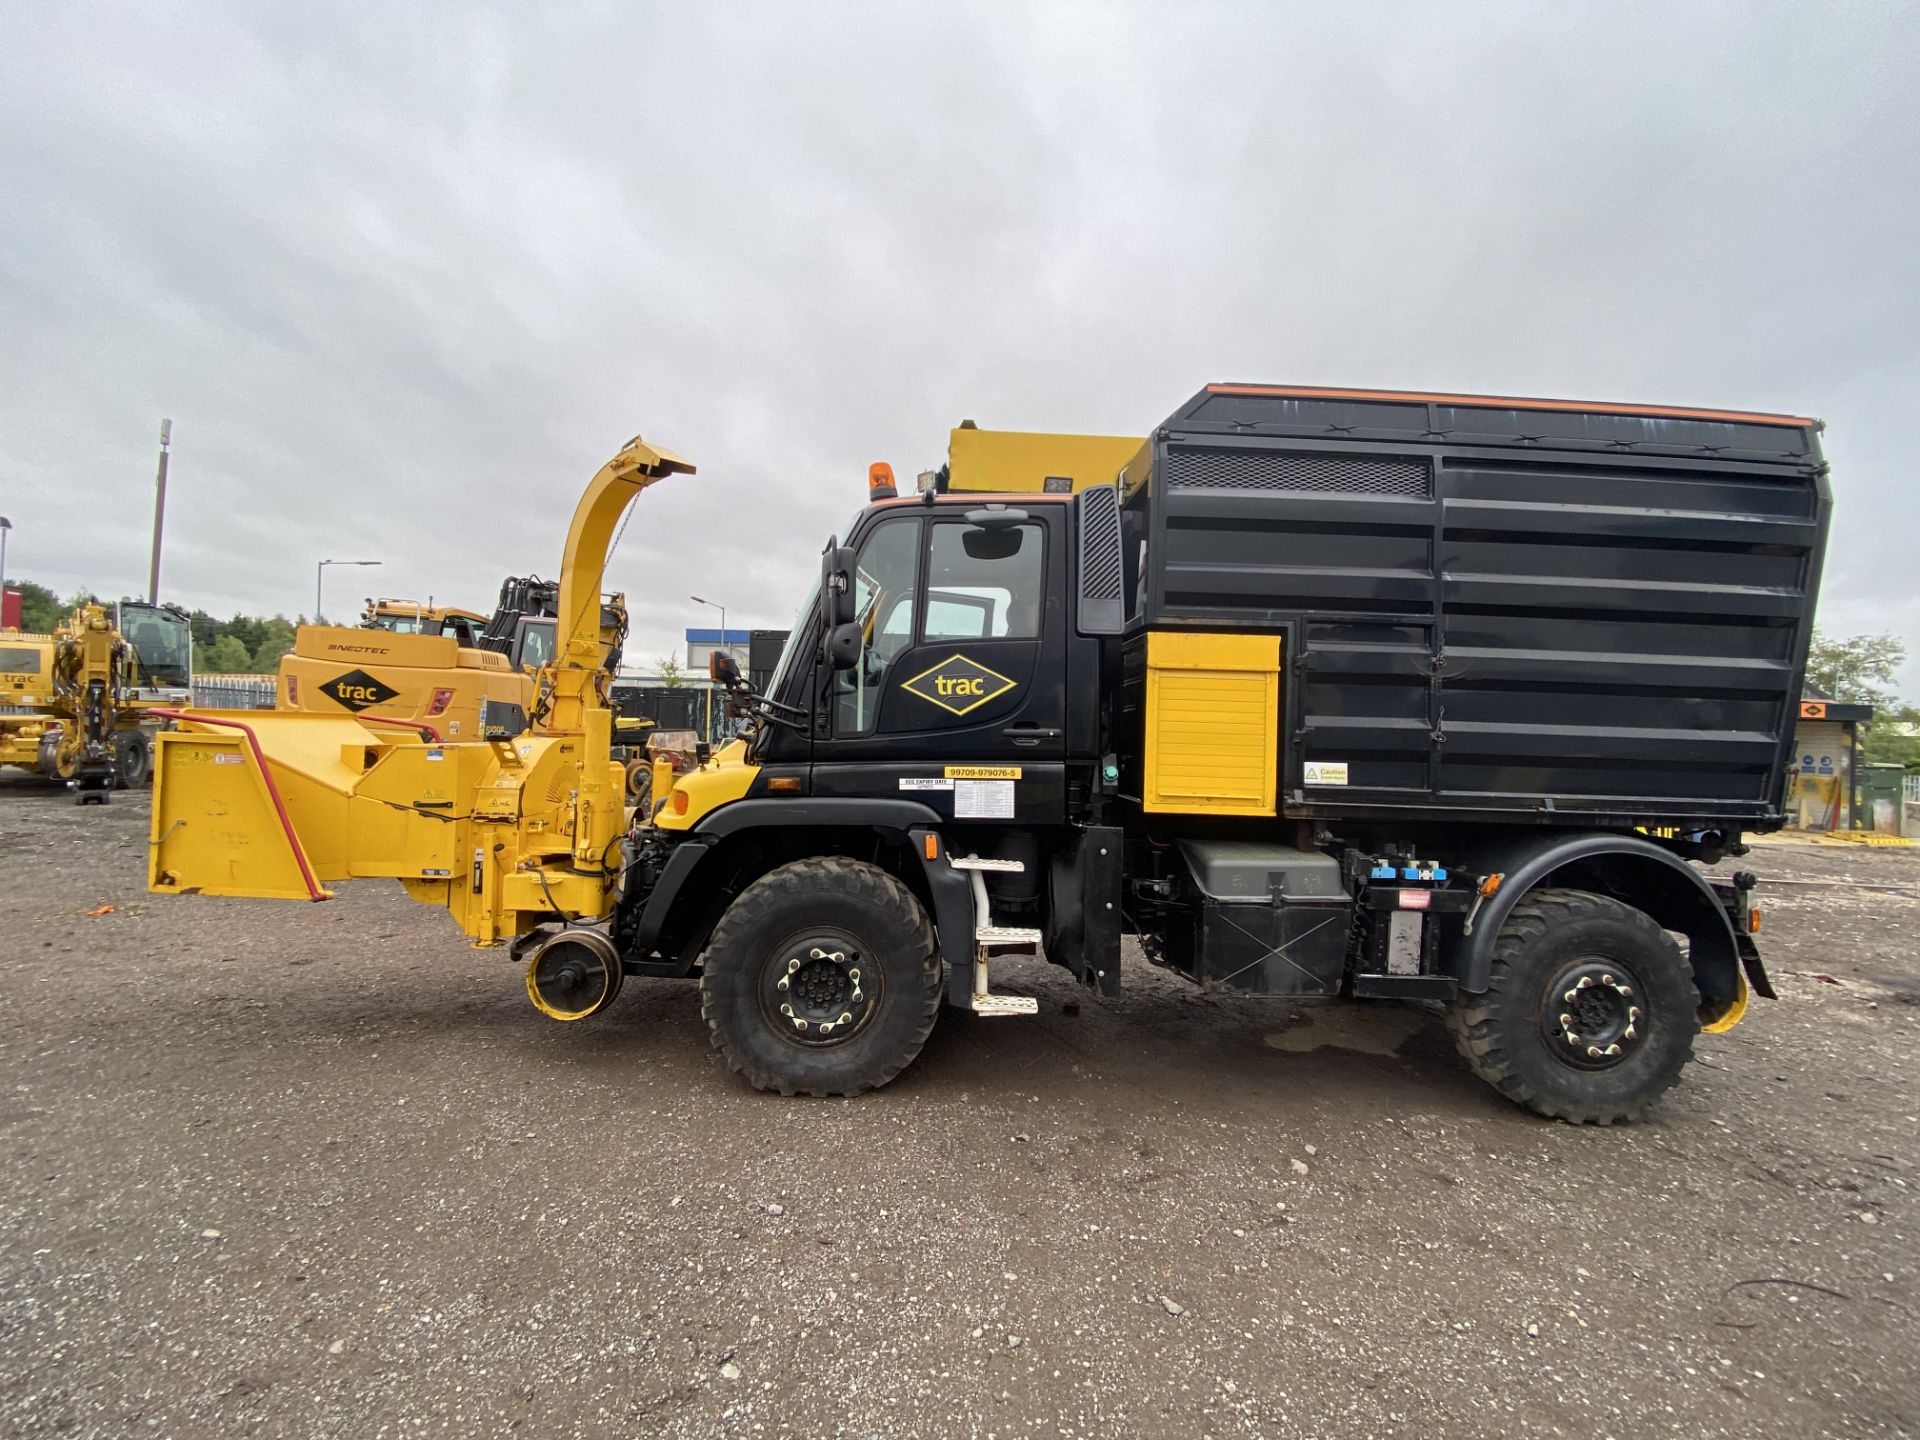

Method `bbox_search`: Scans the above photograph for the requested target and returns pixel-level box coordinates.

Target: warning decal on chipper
[1304,760,1350,786]
[317,668,401,713]
[900,654,1016,717]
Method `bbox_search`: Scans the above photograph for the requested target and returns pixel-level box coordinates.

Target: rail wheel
[699,857,941,1097]
[1446,889,1699,1124]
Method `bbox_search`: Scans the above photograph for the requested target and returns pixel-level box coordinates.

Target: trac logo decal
[900,654,1016,716]
[318,668,400,712]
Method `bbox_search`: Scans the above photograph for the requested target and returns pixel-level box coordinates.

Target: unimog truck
[149,387,1829,1122]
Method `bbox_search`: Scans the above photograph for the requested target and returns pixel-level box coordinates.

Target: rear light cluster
[426,688,455,717]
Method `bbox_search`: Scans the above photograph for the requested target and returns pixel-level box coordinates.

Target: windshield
[372,614,429,634]
[761,573,820,703]
[119,604,192,688]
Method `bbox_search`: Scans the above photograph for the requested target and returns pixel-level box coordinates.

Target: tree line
[8,578,304,675]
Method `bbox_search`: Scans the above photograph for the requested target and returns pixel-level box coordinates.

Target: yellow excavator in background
[278,580,583,739]
[359,598,490,645]
[0,599,193,801]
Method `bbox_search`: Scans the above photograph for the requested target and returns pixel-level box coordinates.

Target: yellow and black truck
[148,388,1829,1122]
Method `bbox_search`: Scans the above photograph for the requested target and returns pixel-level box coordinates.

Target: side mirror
[827,621,863,671]
[825,545,858,628]
[708,649,741,687]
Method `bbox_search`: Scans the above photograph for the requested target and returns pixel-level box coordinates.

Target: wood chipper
[150,388,1830,1123]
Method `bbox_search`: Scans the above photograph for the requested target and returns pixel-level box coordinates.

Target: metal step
[950,856,1026,873]
[969,992,1040,1016]
[976,925,1042,947]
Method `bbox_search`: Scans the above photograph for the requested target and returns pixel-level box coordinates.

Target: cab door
[811,506,1067,822]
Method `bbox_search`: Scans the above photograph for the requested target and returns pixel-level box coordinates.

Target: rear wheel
[1446,889,1699,1124]
[699,857,941,1097]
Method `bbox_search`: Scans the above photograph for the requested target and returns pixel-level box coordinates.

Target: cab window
[925,521,1043,641]
[517,619,556,670]
[833,517,919,736]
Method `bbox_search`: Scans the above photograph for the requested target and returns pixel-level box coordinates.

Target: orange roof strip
[1205,384,1814,430]
[869,492,1072,509]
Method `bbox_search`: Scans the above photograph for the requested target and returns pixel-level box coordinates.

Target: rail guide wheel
[525,930,625,1021]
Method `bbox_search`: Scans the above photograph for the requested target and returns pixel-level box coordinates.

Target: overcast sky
[4,2,1917,688]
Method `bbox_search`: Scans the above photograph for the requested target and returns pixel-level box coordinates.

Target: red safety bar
[148,709,330,903]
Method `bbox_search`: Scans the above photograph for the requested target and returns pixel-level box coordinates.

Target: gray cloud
[4,2,1917,687]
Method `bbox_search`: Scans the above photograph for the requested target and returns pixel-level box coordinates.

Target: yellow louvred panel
[1144,632,1282,816]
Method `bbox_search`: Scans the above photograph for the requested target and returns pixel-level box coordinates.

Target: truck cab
[746,493,1092,823]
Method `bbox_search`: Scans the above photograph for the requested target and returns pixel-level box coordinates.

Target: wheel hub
[1540,959,1645,1070]
[763,934,876,1048]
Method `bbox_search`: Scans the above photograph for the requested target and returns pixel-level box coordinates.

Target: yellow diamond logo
[900,654,1017,716]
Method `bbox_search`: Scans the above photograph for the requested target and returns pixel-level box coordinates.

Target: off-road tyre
[1446,889,1699,1125]
[112,731,152,789]
[699,857,941,1097]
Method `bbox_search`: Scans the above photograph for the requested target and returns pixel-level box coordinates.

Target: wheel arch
[1451,832,1740,1009]
[630,799,945,969]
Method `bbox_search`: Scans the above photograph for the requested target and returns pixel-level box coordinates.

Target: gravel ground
[1,777,1916,1438]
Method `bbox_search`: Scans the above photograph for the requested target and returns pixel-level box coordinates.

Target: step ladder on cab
[948,855,1040,1016]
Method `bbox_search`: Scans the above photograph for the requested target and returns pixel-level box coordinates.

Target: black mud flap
[1735,933,1776,1000]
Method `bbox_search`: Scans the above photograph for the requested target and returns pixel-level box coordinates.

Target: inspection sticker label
[1304,761,1350,786]
[899,777,954,791]
[944,765,1021,780]
[214,753,243,766]
[954,780,1016,819]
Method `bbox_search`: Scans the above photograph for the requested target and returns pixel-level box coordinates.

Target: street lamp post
[690,594,727,742]
[148,418,172,603]
[316,559,381,624]
[0,517,12,624]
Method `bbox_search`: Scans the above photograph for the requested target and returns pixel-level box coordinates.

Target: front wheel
[1446,889,1699,1124]
[699,857,941,1097]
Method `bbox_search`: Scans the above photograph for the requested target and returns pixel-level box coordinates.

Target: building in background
[1789,694,1873,831]
[685,628,751,674]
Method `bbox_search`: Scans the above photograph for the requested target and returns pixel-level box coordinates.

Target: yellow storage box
[1143,632,1283,816]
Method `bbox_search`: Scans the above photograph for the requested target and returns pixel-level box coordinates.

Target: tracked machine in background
[149,388,1830,1123]
[0,599,192,800]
